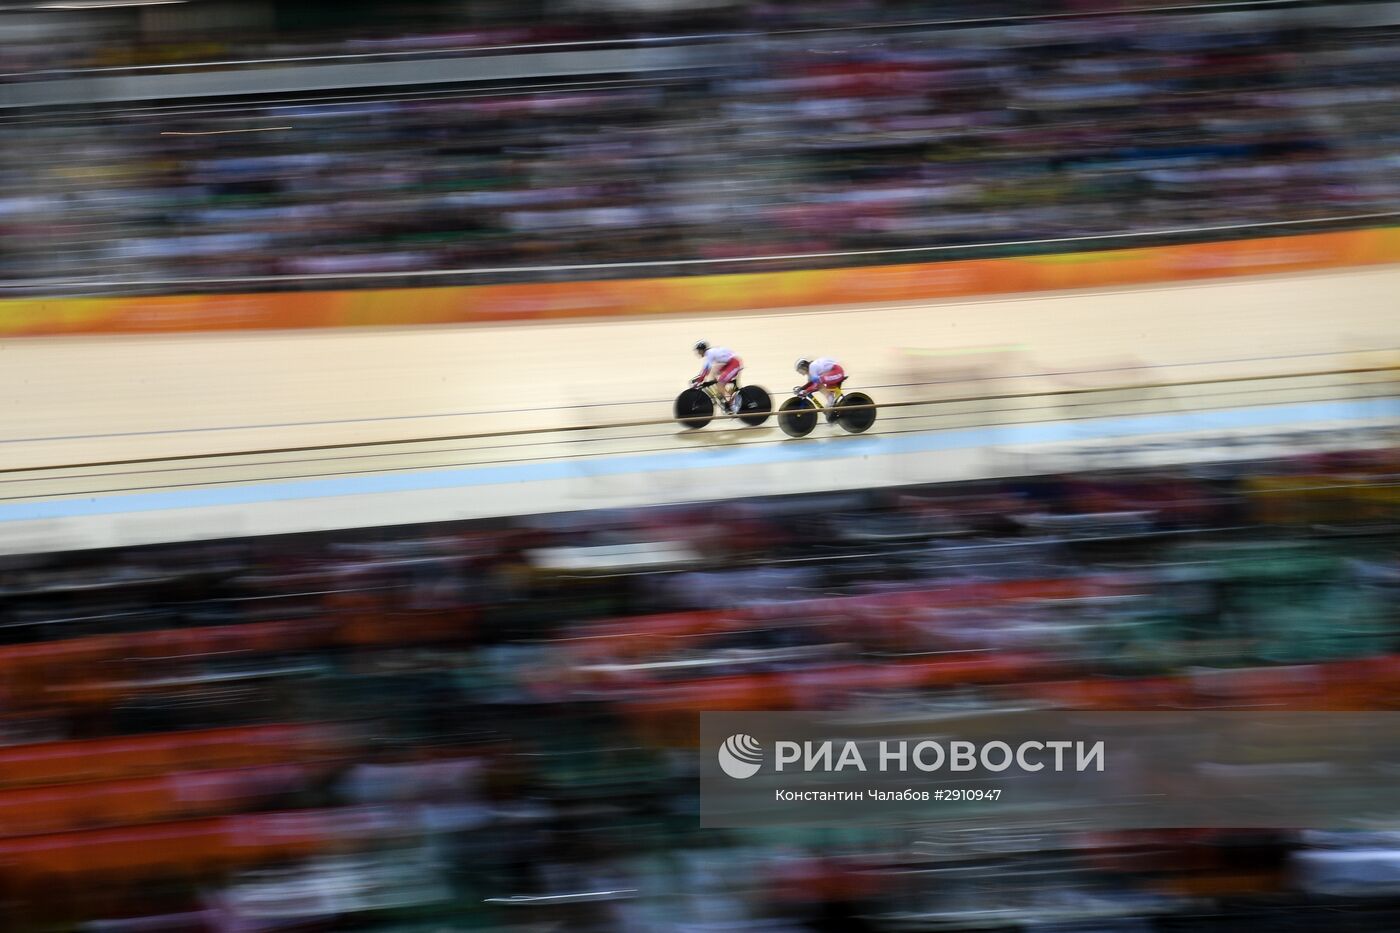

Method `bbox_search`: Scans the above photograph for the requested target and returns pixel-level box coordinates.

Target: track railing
[0,363,1392,505]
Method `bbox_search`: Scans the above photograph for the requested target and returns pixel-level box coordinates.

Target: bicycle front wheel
[778,396,818,438]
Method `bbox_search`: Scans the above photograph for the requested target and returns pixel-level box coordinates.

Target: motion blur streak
[2,0,1398,289]
[0,1,1397,931]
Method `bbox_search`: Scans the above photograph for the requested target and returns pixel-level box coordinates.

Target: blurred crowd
[0,447,1394,929]
[2,0,1398,286]
[0,2,1178,75]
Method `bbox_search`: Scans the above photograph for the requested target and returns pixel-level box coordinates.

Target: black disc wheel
[835,392,876,434]
[736,385,772,427]
[674,388,714,429]
[778,396,818,438]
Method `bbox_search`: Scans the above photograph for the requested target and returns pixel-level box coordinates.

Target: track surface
[1,265,1395,480]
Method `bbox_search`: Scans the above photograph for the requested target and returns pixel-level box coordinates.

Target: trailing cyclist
[794,357,847,423]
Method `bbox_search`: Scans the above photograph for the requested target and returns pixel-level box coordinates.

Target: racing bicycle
[777,386,877,438]
[674,380,772,429]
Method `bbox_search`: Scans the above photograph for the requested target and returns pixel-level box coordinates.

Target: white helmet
[795,358,811,374]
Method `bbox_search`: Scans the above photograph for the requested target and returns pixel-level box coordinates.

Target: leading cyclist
[692,340,745,414]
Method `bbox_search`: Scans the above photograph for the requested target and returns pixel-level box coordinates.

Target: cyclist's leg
[822,376,844,420]
[718,360,743,411]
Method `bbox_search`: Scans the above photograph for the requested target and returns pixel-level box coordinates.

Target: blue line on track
[0,398,1391,523]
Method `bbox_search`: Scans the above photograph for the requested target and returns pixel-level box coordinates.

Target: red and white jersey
[700,347,737,371]
[807,357,841,381]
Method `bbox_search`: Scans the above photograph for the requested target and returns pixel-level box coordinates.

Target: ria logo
[718,733,764,779]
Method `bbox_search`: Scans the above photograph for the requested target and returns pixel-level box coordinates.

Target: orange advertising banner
[1,227,1395,336]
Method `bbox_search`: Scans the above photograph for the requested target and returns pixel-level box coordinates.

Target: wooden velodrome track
[0,264,1394,489]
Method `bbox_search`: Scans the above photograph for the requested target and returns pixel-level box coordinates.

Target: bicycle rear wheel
[736,385,772,427]
[835,392,876,434]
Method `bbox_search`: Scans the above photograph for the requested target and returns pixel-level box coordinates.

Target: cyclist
[794,357,847,423]
[692,340,744,413]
